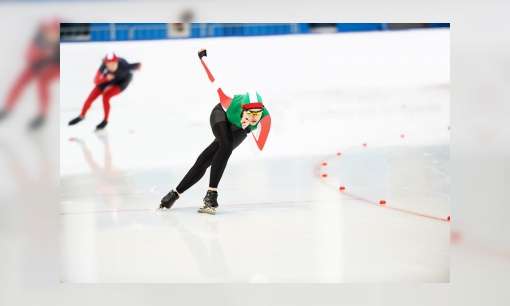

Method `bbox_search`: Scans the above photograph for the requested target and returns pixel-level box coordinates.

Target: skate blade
[197,208,216,215]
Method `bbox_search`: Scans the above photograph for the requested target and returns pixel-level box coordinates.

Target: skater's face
[243,109,263,125]
[106,61,118,72]
[42,28,60,45]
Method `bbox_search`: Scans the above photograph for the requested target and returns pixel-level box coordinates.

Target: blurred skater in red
[68,52,141,130]
[0,18,60,129]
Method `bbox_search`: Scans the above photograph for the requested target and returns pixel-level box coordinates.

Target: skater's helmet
[38,17,61,44]
[241,90,264,110]
[40,17,60,31]
[104,52,118,63]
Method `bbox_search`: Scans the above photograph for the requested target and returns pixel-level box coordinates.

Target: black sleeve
[114,59,131,79]
[244,126,252,134]
[128,63,140,70]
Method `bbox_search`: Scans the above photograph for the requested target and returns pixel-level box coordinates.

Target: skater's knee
[192,159,211,173]
[218,142,234,154]
[217,138,234,151]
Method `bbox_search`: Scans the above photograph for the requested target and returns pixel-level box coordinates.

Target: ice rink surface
[60,30,450,282]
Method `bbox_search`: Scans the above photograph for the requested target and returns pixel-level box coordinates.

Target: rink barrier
[60,23,450,42]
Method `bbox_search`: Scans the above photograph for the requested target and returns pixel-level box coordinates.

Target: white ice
[60,30,450,282]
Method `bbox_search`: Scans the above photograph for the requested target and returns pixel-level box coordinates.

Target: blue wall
[89,23,167,41]
[336,23,384,32]
[63,23,449,42]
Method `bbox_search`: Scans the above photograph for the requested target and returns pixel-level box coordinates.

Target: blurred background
[0,0,509,305]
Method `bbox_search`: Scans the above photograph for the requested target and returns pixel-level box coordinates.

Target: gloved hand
[198,48,207,59]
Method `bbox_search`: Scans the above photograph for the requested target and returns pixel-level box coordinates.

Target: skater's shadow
[158,213,245,282]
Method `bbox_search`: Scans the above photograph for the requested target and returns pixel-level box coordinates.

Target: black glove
[198,49,207,59]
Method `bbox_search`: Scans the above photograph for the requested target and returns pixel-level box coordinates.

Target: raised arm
[129,63,141,71]
[198,48,232,109]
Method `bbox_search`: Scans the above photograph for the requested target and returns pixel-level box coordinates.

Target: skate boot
[29,115,45,130]
[158,189,180,210]
[68,116,84,125]
[198,190,218,215]
[96,120,108,130]
[0,110,9,121]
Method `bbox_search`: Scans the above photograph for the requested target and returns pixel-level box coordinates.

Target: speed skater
[68,52,141,130]
[158,48,272,215]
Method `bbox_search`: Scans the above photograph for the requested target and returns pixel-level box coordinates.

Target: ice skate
[68,116,84,126]
[198,190,218,215]
[0,110,9,122]
[158,189,180,210]
[29,115,45,130]
[95,120,108,130]
[198,203,216,215]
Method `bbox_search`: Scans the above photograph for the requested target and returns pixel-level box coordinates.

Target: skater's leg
[80,87,102,117]
[28,66,58,129]
[159,140,219,210]
[4,67,35,111]
[101,85,121,121]
[198,122,238,213]
[209,121,235,189]
[232,130,248,150]
[36,65,60,117]
[175,140,219,193]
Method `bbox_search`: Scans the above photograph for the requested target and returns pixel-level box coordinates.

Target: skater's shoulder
[231,94,245,101]
[117,57,129,65]
[228,94,244,106]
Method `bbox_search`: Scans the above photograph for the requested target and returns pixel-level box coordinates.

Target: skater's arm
[25,42,44,64]
[26,42,49,71]
[129,63,141,71]
[93,63,109,85]
[247,115,271,155]
[198,48,232,109]
[114,60,134,79]
[27,32,59,68]
[93,70,109,85]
